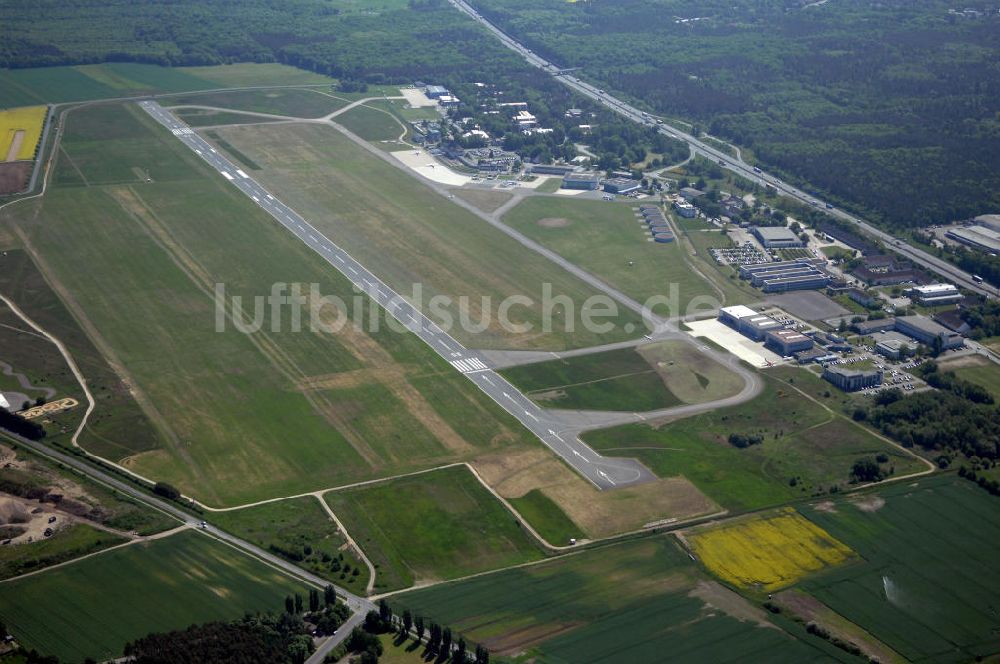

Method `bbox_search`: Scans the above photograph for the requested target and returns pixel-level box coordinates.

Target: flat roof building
[823,366,882,392]
[765,328,814,356]
[753,226,804,248]
[674,201,697,218]
[739,259,830,292]
[946,226,1000,253]
[561,172,602,190]
[852,317,896,335]
[425,85,449,98]
[679,187,705,200]
[604,178,641,194]
[907,283,963,305]
[718,305,759,328]
[895,315,965,350]
[529,164,576,176]
[875,338,914,360]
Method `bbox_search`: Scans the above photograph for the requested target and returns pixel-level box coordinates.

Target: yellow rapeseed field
[688,508,854,591]
[0,106,47,161]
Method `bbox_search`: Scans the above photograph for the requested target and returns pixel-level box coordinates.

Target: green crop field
[167,88,349,118]
[391,535,843,662]
[501,340,743,411]
[209,497,368,595]
[501,197,756,319]
[181,63,335,88]
[0,530,306,662]
[336,102,408,143]
[799,477,1000,663]
[0,524,126,581]
[2,102,541,505]
[584,370,925,511]
[324,465,543,592]
[508,489,581,546]
[213,121,643,350]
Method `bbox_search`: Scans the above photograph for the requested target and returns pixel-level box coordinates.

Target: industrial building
[846,288,879,308]
[752,226,804,248]
[875,339,914,360]
[764,328,814,355]
[529,164,576,176]
[718,305,782,341]
[674,201,697,218]
[945,226,1000,254]
[738,259,831,293]
[823,366,883,392]
[425,85,449,98]
[907,283,963,305]
[852,318,896,335]
[895,315,965,350]
[604,178,641,194]
[561,173,602,190]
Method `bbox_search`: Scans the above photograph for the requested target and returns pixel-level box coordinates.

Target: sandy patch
[812,501,838,513]
[689,579,774,628]
[5,130,25,162]
[392,150,472,186]
[537,217,571,228]
[0,495,68,544]
[472,448,719,539]
[683,319,781,368]
[399,87,438,108]
[851,495,886,512]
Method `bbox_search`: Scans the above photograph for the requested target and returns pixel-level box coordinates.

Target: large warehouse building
[823,366,883,392]
[719,305,783,341]
[945,225,1000,254]
[562,172,602,190]
[764,328,814,356]
[738,259,831,293]
[753,226,804,248]
[907,283,963,305]
[895,315,965,350]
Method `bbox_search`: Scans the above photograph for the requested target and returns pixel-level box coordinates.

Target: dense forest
[468,0,1000,229]
[0,0,525,83]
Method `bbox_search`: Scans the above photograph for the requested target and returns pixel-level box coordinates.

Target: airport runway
[138,100,655,490]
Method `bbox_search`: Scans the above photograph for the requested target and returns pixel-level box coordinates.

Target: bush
[728,432,764,449]
[152,482,181,500]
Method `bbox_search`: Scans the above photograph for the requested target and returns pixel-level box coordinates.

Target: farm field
[0,63,335,108]
[324,465,544,592]
[167,88,348,118]
[799,476,1000,663]
[209,497,368,595]
[584,371,926,511]
[501,340,743,411]
[2,102,541,505]
[686,508,855,592]
[502,197,756,318]
[0,523,125,582]
[0,530,306,662]
[0,106,46,162]
[391,535,845,662]
[214,121,643,350]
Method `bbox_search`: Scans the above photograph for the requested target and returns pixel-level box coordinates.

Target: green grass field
[501,340,743,412]
[167,88,349,118]
[508,489,582,546]
[0,524,126,581]
[0,530,306,662]
[209,497,368,595]
[3,103,540,505]
[799,476,1000,663]
[584,369,925,511]
[501,197,755,319]
[391,535,844,662]
[324,466,543,592]
[502,347,680,411]
[213,121,643,350]
[0,63,334,107]
[172,108,281,128]
[336,102,408,143]
[946,357,1000,401]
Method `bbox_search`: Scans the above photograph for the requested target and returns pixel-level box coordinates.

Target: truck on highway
[753,166,762,174]
[973,274,984,283]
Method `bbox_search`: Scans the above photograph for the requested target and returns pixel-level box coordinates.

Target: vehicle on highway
[826,203,834,209]
[973,274,984,283]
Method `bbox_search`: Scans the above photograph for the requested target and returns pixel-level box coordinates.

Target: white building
[907,283,963,305]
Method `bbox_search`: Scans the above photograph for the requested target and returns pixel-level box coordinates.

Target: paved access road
[138,101,654,490]
[447,0,994,299]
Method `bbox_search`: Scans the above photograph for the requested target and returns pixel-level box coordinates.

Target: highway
[447,0,993,299]
[138,100,655,491]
